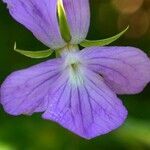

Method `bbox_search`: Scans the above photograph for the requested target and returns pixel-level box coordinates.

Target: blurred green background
[0,0,150,149]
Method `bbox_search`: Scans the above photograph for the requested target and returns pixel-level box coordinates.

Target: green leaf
[57,0,71,42]
[14,43,53,59]
[80,26,129,47]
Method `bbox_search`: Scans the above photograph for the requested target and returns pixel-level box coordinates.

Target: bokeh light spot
[112,0,144,14]
[118,10,150,38]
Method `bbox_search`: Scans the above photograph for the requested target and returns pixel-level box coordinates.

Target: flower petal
[0,59,63,115]
[80,46,150,94]
[3,0,65,49]
[43,68,127,139]
[63,0,90,44]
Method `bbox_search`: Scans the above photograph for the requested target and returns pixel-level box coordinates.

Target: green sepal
[80,26,129,47]
[57,0,71,42]
[14,43,53,59]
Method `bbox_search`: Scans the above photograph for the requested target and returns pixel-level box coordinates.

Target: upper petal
[43,68,127,139]
[3,0,65,49]
[63,0,90,44]
[0,59,63,115]
[80,46,150,94]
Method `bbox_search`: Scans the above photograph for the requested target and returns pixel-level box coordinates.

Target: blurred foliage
[0,0,150,150]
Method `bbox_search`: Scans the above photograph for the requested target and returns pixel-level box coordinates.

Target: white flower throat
[61,45,85,86]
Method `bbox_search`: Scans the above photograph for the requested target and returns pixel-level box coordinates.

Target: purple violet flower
[1,0,150,139]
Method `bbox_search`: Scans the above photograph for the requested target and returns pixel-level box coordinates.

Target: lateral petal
[0,59,63,115]
[80,46,150,94]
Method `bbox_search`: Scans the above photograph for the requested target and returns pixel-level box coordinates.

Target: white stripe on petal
[62,50,85,86]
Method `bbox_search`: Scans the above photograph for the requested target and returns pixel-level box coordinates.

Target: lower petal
[43,69,127,139]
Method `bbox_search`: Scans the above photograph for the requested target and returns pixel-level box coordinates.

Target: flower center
[69,61,84,86]
[62,45,84,86]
